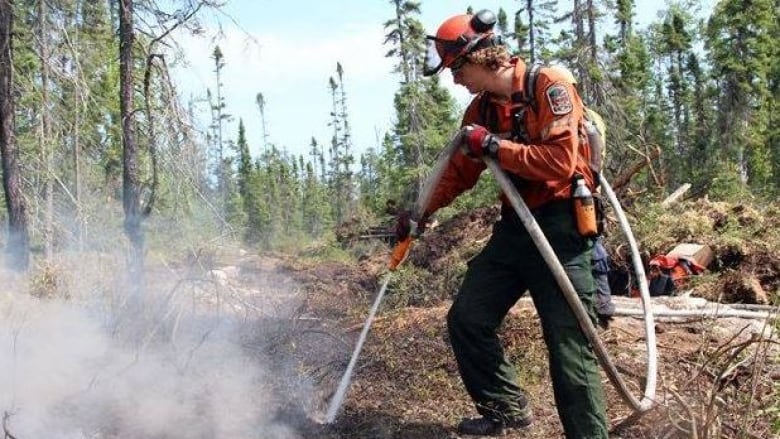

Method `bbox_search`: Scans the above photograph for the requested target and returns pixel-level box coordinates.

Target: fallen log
[661,183,691,208]
[614,306,777,320]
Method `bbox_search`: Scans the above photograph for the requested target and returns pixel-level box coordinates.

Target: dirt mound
[604,198,780,303]
[409,206,499,271]
[398,198,780,305]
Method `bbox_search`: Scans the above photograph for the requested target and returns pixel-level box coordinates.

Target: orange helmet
[423,9,502,76]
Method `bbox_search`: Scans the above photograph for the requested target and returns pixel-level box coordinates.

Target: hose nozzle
[388,236,413,270]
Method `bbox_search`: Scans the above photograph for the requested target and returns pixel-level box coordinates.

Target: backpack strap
[523,63,542,112]
[478,92,500,133]
[508,63,542,142]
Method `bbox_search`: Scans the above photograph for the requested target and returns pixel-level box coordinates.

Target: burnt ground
[237,200,779,439]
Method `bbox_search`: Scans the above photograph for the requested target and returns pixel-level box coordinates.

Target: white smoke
[0,261,316,439]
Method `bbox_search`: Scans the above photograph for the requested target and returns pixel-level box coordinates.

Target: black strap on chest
[481,63,542,142]
[515,63,542,111]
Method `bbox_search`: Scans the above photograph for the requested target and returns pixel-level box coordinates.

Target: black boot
[597,313,613,330]
[457,417,504,436]
[456,414,533,436]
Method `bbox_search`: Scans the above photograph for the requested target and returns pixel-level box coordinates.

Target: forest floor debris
[267,199,779,438]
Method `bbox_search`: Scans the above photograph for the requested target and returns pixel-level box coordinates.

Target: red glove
[465,125,499,158]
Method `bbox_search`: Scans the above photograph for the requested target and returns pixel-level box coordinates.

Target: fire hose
[326,127,657,424]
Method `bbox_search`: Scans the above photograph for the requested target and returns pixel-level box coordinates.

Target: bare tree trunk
[74,88,83,248]
[586,0,601,106]
[119,0,144,293]
[572,0,589,102]
[526,0,535,63]
[0,0,30,271]
[38,0,54,260]
[587,0,598,64]
[392,0,410,83]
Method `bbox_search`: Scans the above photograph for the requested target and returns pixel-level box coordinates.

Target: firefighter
[398,9,608,437]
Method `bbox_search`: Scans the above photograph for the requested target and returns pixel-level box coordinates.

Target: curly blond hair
[465,45,511,71]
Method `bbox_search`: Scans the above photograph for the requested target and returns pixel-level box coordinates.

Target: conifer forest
[0,0,778,438]
[0,0,777,260]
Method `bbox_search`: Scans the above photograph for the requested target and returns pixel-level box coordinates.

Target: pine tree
[383,0,424,83]
[555,0,606,105]
[685,52,715,184]
[496,8,512,51]
[358,147,380,211]
[255,92,269,153]
[235,119,256,242]
[514,0,558,63]
[209,45,232,212]
[301,158,332,236]
[332,62,355,223]
[769,6,780,193]
[657,5,696,187]
[601,0,651,180]
[706,0,775,192]
[35,0,54,259]
[74,0,119,240]
[380,2,459,207]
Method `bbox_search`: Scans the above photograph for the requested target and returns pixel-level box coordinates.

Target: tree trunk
[586,0,601,106]
[119,0,144,291]
[527,0,535,63]
[74,87,83,248]
[393,0,410,83]
[38,0,54,260]
[0,0,30,271]
[572,0,589,102]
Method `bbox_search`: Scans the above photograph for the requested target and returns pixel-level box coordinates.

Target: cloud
[172,23,397,156]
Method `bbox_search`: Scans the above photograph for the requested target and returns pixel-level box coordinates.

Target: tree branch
[3,411,17,439]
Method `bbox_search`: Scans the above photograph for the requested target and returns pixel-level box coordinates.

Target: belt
[500,199,571,227]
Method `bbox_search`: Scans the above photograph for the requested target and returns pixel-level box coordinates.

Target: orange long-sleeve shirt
[425,59,594,216]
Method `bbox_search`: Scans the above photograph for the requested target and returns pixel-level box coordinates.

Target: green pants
[447,202,608,438]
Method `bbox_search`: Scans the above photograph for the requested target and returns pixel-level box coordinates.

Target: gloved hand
[465,124,499,158]
[394,210,428,241]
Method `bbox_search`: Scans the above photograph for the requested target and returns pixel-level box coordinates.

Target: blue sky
[171,1,713,161]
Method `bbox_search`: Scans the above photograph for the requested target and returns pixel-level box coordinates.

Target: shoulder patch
[545,83,573,116]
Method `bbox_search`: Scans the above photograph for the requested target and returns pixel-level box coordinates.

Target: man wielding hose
[396,9,608,438]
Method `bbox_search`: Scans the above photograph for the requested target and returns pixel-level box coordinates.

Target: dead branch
[690,325,752,384]
[611,145,662,190]
[744,316,777,435]
[2,411,17,439]
[722,422,765,439]
[703,334,758,431]
[669,388,699,439]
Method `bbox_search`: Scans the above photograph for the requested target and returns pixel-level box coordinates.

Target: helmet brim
[423,38,444,76]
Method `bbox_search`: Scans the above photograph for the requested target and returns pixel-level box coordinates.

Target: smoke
[0,259,318,439]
